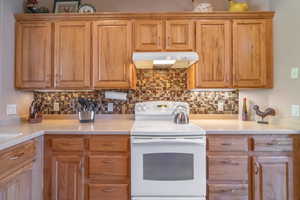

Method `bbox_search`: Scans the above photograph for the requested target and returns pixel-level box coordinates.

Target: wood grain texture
[133,20,163,51]
[194,20,232,88]
[51,137,85,152]
[89,135,129,152]
[233,19,271,88]
[0,140,36,180]
[208,184,248,200]
[208,136,248,152]
[88,184,129,200]
[15,22,52,89]
[253,136,293,152]
[252,156,293,200]
[208,156,249,181]
[92,20,132,89]
[54,21,91,89]
[165,20,195,51]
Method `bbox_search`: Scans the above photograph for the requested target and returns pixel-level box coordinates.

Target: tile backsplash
[34,69,239,115]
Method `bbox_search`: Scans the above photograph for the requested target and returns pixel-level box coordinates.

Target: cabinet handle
[102,160,113,164]
[221,143,232,146]
[220,160,239,166]
[102,188,114,193]
[158,37,161,47]
[254,161,260,175]
[9,152,25,160]
[168,36,171,46]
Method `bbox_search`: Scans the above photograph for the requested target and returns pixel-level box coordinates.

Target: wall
[38,0,270,12]
[0,0,33,121]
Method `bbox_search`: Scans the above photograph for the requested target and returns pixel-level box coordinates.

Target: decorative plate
[79,4,96,13]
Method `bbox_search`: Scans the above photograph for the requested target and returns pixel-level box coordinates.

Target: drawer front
[89,136,129,152]
[253,136,293,152]
[89,184,129,200]
[208,136,248,152]
[208,184,248,200]
[51,137,85,152]
[208,156,248,181]
[0,140,36,177]
[89,155,129,177]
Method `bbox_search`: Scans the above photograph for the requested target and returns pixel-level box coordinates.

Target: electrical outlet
[218,101,224,112]
[53,102,60,112]
[6,104,17,115]
[291,105,300,117]
[108,103,114,112]
[291,67,299,79]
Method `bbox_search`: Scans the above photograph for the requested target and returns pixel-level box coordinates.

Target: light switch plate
[6,104,17,115]
[291,105,300,117]
[53,102,60,112]
[108,103,114,112]
[291,67,299,79]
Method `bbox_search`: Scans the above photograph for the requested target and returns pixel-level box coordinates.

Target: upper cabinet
[190,20,232,88]
[133,20,195,51]
[233,19,273,88]
[54,21,91,89]
[15,22,52,89]
[134,20,163,51]
[92,20,132,89]
[15,12,274,90]
[165,20,195,51]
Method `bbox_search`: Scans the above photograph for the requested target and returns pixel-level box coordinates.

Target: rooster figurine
[228,0,249,12]
[253,105,276,124]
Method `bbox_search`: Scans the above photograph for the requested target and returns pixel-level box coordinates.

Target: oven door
[131,136,206,197]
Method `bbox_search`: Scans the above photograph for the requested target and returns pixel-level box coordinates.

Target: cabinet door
[54,21,91,89]
[15,22,52,89]
[50,155,84,200]
[133,20,163,51]
[93,20,132,88]
[253,156,293,200]
[233,19,272,88]
[194,20,232,88]
[0,166,33,200]
[165,20,195,51]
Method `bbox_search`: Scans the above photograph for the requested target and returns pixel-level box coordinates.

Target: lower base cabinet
[253,156,293,200]
[45,135,130,200]
[208,184,248,200]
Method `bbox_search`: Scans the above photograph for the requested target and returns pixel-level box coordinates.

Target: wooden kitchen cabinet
[233,19,273,88]
[15,22,52,89]
[189,20,232,88]
[54,21,91,89]
[252,156,293,200]
[133,20,163,51]
[165,20,195,51]
[92,20,133,89]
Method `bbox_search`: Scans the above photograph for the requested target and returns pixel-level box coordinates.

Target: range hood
[132,52,199,69]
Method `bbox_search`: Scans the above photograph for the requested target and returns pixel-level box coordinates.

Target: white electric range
[131,101,206,200]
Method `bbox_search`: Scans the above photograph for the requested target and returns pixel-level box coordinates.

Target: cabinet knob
[254,161,261,175]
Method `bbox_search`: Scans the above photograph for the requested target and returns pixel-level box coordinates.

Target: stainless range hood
[132,52,199,69]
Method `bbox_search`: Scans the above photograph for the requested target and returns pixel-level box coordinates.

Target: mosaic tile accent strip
[34,69,239,115]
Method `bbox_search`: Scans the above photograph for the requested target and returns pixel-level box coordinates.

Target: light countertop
[0,117,299,151]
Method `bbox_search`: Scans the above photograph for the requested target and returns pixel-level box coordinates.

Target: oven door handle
[132,138,205,145]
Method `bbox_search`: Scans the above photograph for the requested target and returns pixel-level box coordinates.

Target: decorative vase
[193,0,213,12]
[228,0,249,12]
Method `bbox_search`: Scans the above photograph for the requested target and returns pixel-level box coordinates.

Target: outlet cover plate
[108,103,114,112]
[6,104,17,115]
[291,105,300,117]
[291,68,299,79]
[53,102,60,112]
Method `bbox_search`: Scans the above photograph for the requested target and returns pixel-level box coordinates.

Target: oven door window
[143,153,194,181]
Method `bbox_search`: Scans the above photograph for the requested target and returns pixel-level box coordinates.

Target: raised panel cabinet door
[93,20,132,89]
[233,19,272,88]
[54,21,91,89]
[195,20,232,88]
[253,156,293,200]
[165,20,195,51]
[15,22,52,89]
[133,20,163,51]
[50,155,84,200]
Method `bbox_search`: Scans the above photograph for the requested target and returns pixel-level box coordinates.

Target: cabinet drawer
[89,136,129,152]
[253,136,293,152]
[208,156,248,181]
[88,155,129,177]
[208,184,248,200]
[0,140,36,178]
[89,184,129,200]
[51,137,84,152]
[208,136,248,152]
